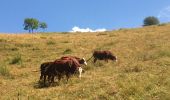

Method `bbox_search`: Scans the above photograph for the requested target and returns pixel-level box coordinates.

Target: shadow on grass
[33,81,60,89]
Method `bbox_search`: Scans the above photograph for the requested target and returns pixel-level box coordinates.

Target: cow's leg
[51,75,56,85]
[105,59,108,63]
[78,67,83,78]
[66,73,70,82]
[47,75,50,82]
[43,75,46,86]
[58,74,62,83]
[94,58,97,63]
[49,75,55,86]
[48,75,53,83]
[40,75,43,80]
[39,74,43,82]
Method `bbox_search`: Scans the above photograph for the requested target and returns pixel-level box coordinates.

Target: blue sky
[0,0,170,33]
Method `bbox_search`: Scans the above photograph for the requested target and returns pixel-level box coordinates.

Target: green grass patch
[9,54,22,65]
[46,41,56,45]
[158,50,170,57]
[0,65,10,76]
[63,48,72,54]
[0,38,7,42]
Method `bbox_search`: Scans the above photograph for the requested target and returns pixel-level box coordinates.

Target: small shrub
[158,50,170,57]
[40,36,47,39]
[63,48,72,54]
[46,41,55,45]
[10,54,22,64]
[10,47,18,51]
[0,38,7,42]
[0,65,10,76]
[61,41,69,43]
[32,47,40,51]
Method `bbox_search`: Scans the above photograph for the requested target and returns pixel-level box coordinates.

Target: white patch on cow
[115,56,118,62]
[83,58,87,65]
[78,67,83,78]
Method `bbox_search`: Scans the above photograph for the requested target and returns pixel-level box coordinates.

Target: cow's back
[93,51,106,59]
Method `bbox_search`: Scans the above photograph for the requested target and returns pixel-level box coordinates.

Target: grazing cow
[39,56,86,84]
[39,61,53,82]
[60,56,87,74]
[88,50,117,63]
[40,58,82,85]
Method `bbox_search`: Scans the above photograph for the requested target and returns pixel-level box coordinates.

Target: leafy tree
[39,22,48,32]
[143,16,160,26]
[23,18,39,33]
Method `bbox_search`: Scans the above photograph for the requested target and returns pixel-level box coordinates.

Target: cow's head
[110,55,117,62]
[79,58,87,65]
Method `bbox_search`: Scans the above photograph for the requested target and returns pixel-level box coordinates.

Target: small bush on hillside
[32,47,40,51]
[158,50,170,57]
[46,41,55,45]
[143,16,160,26]
[63,48,72,54]
[10,47,18,51]
[0,65,10,76]
[40,36,47,39]
[0,38,7,42]
[61,41,69,43]
[10,54,22,64]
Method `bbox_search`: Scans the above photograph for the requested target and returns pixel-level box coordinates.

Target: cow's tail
[86,55,93,62]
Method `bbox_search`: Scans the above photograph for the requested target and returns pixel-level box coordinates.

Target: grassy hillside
[0,24,170,100]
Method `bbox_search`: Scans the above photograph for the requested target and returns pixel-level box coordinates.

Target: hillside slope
[0,24,170,99]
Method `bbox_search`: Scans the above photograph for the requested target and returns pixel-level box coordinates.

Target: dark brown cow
[40,58,82,85]
[39,62,53,82]
[88,50,117,63]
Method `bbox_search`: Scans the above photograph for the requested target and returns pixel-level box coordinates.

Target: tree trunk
[32,28,33,33]
[29,29,31,33]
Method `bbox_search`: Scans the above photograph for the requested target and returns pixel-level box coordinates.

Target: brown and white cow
[88,50,117,63]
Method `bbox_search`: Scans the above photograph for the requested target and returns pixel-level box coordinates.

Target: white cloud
[158,6,170,20]
[70,26,106,32]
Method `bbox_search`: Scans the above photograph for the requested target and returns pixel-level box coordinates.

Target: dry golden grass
[0,24,170,99]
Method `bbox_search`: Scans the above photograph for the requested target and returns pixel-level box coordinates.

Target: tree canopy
[143,16,160,26]
[23,18,39,33]
[39,22,48,31]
